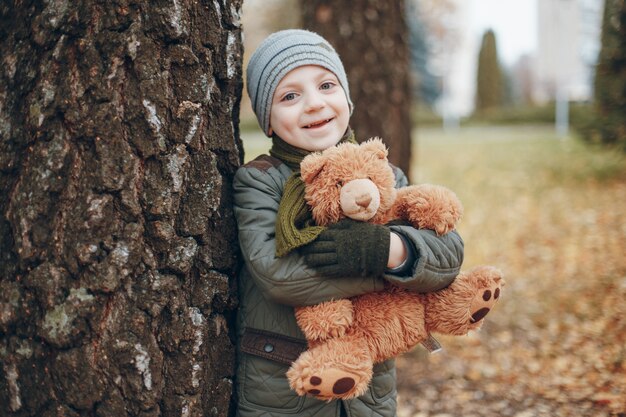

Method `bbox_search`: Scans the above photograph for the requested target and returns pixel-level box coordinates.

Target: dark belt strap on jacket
[240,328,308,365]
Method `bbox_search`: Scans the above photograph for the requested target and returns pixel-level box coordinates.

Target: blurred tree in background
[301,0,413,176]
[406,0,441,106]
[242,0,453,138]
[586,0,626,149]
[414,0,460,71]
[475,29,505,113]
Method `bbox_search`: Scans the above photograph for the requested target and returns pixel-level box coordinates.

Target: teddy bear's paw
[295,299,354,341]
[425,266,504,336]
[466,266,504,326]
[402,184,463,236]
[294,367,366,401]
[287,342,372,401]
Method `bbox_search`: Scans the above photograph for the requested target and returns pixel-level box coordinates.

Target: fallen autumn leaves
[397,126,626,417]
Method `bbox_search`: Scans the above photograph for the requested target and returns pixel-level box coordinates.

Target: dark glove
[301,219,390,278]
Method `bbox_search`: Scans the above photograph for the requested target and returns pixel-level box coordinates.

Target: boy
[233,29,464,417]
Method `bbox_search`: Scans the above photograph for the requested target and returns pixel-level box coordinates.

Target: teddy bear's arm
[391,184,463,236]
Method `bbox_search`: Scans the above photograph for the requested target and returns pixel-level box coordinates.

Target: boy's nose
[304,93,325,111]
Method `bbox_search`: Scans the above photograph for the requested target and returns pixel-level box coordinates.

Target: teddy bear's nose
[355,194,372,208]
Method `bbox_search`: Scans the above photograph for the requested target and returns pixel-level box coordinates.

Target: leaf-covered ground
[396,125,626,417]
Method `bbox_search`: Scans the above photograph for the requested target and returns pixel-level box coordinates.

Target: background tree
[0,1,242,416]
[301,0,413,176]
[475,29,504,113]
[415,0,459,59]
[410,0,460,100]
[590,0,626,148]
[407,0,441,106]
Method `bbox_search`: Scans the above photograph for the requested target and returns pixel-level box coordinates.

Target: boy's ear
[300,152,327,183]
[361,137,388,160]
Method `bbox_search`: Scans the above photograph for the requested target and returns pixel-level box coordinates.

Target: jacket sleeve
[383,166,464,292]
[233,163,386,307]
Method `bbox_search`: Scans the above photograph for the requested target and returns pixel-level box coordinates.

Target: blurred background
[239,1,626,416]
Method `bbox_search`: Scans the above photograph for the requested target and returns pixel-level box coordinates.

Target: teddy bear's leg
[425,266,504,336]
[394,184,463,236]
[287,335,373,401]
[295,299,354,342]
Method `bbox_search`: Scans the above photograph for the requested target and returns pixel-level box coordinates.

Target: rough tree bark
[301,0,413,176]
[0,1,242,416]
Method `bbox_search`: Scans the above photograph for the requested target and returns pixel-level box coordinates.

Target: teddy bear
[286,138,503,401]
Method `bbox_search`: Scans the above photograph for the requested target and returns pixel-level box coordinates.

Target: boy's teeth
[307,119,330,128]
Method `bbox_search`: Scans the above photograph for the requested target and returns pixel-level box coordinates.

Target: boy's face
[269,65,350,152]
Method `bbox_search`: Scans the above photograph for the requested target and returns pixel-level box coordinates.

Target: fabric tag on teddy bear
[421,334,443,353]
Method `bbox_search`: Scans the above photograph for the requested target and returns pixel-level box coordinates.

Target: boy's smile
[304,118,333,129]
[269,65,350,152]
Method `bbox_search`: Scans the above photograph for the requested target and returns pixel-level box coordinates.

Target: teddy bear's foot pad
[467,266,503,324]
[287,342,373,400]
[294,366,368,400]
[304,370,356,397]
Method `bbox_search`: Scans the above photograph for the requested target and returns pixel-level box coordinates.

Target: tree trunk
[591,0,626,148]
[301,0,413,176]
[0,1,243,416]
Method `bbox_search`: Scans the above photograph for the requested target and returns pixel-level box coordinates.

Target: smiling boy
[269,65,351,152]
[233,29,465,417]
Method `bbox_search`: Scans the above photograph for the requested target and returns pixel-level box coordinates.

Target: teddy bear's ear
[300,152,328,183]
[362,137,388,160]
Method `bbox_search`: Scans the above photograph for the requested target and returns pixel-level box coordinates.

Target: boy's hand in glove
[301,219,390,278]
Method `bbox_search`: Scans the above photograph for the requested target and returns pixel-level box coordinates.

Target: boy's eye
[320,82,335,90]
[282,92,297,102]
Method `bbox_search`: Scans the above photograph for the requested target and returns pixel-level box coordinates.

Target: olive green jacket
[232,154,464,417]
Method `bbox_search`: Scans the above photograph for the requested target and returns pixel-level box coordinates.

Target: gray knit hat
[246,29,353,136]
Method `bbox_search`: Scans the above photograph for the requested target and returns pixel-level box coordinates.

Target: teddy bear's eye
[336,180,343,188]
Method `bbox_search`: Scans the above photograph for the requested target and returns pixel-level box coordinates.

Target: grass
[410,125,626,265]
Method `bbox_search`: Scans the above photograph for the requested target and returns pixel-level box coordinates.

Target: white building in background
[534,0,603,103]
[436,0,604,118]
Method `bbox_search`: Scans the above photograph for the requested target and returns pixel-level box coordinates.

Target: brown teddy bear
[286,138,503,400]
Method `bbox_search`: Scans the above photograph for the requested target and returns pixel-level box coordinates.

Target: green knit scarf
[271,129,357,257]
